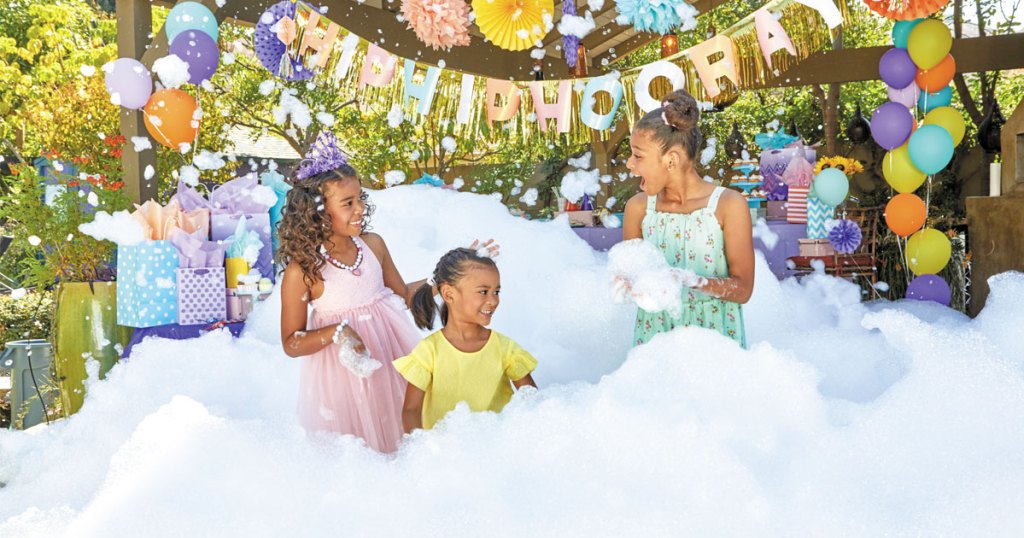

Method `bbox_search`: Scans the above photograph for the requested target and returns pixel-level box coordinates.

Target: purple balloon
[870,101,915,150]
[887,82,919,110]
[879,48,917,89]
[169,30,219,85]
[906,274,952,306]
[103,58,153,109]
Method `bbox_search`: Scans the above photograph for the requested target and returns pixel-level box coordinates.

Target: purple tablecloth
[572,219,805,280]
[121,321,245,359]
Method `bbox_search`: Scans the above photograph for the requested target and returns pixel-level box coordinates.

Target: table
[572,219,805,280]
[121,321,246,359]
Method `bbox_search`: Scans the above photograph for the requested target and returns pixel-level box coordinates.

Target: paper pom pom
[828,219,862,254]
[401,0,472,51]
[862,0,949,20]
[614,0,689,35]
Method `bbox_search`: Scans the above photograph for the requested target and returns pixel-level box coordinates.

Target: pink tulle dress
[299,235,421,452]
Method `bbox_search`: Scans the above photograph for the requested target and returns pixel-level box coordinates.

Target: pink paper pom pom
[401,0,472,51]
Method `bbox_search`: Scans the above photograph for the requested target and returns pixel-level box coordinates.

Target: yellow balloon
[908,19,952,70]
[906,228,951,275]
[923,107,966,145]
[883,145,927,193]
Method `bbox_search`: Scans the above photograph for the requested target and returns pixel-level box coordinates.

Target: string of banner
[267,0,849,145]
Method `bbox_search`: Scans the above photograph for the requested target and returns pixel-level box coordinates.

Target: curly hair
[274,164,375,288]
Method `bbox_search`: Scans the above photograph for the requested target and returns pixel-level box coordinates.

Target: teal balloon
[917,85,952,114]
[165,1,219,42]
[908,125,954,174]
[812,168,849,207]
[892,19,923,49]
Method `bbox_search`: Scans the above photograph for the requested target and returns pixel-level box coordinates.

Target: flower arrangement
[815,156,864,177]
[0,156,131,290]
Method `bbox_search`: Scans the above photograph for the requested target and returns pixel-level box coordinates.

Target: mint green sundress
[634,186,746,347]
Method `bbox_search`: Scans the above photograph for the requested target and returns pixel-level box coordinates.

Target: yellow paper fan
[472,0,554,52]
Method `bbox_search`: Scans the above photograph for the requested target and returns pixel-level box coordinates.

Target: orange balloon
[885,193,928,237]
[915,54,956,93]
[143,88,199,149]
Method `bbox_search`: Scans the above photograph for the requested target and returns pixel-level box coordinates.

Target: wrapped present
[786,187,810,224]
[781,153,815,189]
[798,238,835,257]
[805,194,835,240]
[116,240,179,327]
[555,210,595,227]
[226,291,270,321]
[176,267,227,325]
[760,143,816,192]
[767,200,788,221]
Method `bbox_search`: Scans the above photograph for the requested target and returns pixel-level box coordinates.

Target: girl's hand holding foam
[469,238,501,259]
[336,336,382,378]
[608,239,689,315]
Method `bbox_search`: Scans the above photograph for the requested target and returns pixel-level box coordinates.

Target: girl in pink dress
[277,132,495,452]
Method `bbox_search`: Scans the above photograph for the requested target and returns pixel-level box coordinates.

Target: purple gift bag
[211,213,274,281]
[177,267,227,325]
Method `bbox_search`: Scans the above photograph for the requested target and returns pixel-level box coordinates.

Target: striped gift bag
[786,187,810,224]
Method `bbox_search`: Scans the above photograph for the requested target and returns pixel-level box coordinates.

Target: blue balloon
[892,19,923,49]
[165,1,219,42]
[812,168,850,207]
[908,125,954,175]
[917,86,952,114]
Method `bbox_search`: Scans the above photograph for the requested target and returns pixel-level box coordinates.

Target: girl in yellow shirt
[395,247,537,432]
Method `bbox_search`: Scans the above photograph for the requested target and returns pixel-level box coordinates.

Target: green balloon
[812,168,850,207]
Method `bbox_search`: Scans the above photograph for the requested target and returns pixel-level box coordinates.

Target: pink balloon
[887,82,919,110]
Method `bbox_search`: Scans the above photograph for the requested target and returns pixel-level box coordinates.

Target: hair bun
[660,90,700,131]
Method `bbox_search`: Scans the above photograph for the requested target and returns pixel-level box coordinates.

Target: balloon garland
[871,7,960,304]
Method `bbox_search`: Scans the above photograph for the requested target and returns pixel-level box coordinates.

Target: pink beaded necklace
[320,237,363,276]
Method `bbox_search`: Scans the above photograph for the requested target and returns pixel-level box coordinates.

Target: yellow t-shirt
[393,330,538,430]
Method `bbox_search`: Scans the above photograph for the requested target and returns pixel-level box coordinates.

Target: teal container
[1,339,55,429]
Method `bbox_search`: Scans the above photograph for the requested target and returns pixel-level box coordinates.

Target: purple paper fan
[828,219,862,254]
[255,0,314,81]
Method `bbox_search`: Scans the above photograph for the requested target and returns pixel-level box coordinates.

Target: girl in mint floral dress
[621,90,755,347]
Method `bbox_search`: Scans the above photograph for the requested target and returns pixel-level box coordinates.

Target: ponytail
[411,282,439,330]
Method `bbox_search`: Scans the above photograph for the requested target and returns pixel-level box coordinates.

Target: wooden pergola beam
[116,0,158,204]
[753,33,1024,88]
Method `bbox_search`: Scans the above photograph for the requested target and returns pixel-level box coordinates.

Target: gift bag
[177,267,227,325]
[805,194,835,239]
[116,241,179,327]
[211,213,273,280]
[786,187,810,224]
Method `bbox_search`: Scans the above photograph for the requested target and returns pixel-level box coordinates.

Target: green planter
[52,282,133,415]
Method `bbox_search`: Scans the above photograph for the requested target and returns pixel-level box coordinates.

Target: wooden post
[116,0,157,204]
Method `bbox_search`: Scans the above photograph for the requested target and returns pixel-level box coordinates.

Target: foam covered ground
[2,186,1022,536]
